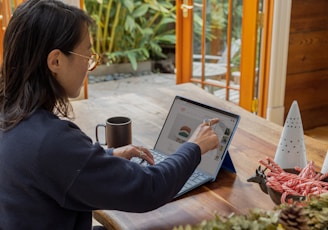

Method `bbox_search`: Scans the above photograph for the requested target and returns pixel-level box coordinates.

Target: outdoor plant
[192,0,242,68]
[84,0,176,70]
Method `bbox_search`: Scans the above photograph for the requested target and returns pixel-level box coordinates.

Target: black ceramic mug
[95,116,132,148]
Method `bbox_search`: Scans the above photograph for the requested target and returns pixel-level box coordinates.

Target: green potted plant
[84,0,176,73]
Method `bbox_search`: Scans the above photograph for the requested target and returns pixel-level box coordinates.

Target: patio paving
[87,73,176,99]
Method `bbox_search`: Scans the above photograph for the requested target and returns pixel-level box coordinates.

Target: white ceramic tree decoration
[274,100,307,169]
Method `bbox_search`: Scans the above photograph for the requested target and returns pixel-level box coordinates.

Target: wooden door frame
[176,0,193,84]
[175,0,291,123]
[265,0,292,125]
[240,0,292,124]
[0,16,3,65]
[176,0,263,111]
[257,0,273,118]
[1,1,27,65]
[239,0,259,111]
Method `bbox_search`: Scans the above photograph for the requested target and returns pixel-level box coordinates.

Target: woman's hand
[113,145,155,165]
[188,118,220,154]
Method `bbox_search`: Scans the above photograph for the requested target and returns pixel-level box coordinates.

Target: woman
[0,0,219,229]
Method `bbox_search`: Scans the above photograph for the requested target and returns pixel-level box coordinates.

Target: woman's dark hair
[0,0,93,131]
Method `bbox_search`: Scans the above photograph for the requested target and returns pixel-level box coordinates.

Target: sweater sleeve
[64,142,201,212]
[36,115,201,213]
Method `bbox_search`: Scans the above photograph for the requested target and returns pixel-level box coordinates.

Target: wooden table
[71,83,328,230]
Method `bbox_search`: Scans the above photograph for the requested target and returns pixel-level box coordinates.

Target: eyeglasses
[68,51,100,71]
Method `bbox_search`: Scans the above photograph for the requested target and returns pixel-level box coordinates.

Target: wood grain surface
[72,83,328,230]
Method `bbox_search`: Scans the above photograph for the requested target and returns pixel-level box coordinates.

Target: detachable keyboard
[130,150,212,197]
[179,170,211,195]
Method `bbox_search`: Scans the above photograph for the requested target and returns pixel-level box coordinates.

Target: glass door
[176,0,273,115]
[191,0,242,104]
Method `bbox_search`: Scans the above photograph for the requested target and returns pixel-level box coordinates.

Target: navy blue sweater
[0,109,201,229]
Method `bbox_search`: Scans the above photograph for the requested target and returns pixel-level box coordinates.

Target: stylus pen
[139,159,146,165]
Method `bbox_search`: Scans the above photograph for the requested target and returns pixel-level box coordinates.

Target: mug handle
[95,124,106,145]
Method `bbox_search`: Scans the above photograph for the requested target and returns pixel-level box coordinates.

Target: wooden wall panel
[289,0,328,33]
[287,31,328,74]
[301,107,328,131]
[285,0,328,130]
[285,71,328,129]
[285,71,328,110]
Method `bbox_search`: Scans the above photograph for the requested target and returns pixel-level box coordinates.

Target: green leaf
[85,0,176,66]
[132,4,149,18]
[142,28,154,36]
[121,0,134,12]
[154,34,176,44]
[124,15,136,32]
[127,52,137,70]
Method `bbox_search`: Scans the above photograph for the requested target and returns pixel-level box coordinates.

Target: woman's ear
[47,49,62,74]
